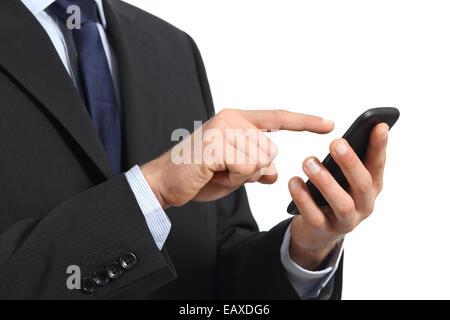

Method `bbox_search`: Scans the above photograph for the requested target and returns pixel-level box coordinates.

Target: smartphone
[287,107,400,215]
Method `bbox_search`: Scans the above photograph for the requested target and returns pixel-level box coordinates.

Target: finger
[365,123,389,193]
[226,129,276,166]
[228,162,278,184]
[216,112,278,160]
[193,181,239,202]
[288,177,328,230]
[329,138,375,214]
[236,110,335,133]
[256,131,278,162]
[258,162,278,184]
[213,145,259,187]
[246,171,262,183]
[303,157,356,228]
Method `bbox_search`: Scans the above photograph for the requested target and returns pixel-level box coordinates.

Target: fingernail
[383,129,389,139]
[335,140,348,156]
[306,158,321,174]
[322,119,334,126]
[290,178,302,191]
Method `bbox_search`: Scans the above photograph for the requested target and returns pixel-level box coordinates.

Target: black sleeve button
[92,269,110,287]
[119,252,138,270]
[81,277,97,294]
[106,262,124,280]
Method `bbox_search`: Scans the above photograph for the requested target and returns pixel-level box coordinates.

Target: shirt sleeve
[280,224,344,299]
[124,165,171,250]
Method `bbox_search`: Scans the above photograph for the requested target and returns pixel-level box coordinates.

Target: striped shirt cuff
[125,165,171,250]
[280,224,344,299]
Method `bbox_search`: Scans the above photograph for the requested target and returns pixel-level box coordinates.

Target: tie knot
[47,0,100,25]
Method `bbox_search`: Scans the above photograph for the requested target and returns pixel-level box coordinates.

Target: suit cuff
[280,224,344,299]
[125,165,171,250]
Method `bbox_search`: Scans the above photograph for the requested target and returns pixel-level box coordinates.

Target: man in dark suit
[0,0,390,299]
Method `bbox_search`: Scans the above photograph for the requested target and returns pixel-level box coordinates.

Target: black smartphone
[287,107,400,215]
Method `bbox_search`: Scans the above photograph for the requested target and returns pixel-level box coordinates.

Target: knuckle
[269,141,279,159]
[260,163,277,176]
[363,203,375,218]
[292,186,307,203]
[307,215,326,230]
[337,201,355,216]
[345,220,359,233]
[375,162,385,173]
[217,108,236,121]
[339,151,358,169]
[357,179,373,194]
[335,213,357,233]
[247,175,260,183]
[241,163,256,176]
[367,205,375,216]
[317,172,332,188]
[375,181,384,194]
[255,159,266,169]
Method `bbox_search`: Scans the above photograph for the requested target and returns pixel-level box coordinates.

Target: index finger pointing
[236,110,334,133]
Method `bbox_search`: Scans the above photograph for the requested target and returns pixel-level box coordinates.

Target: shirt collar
[21,0,107,28]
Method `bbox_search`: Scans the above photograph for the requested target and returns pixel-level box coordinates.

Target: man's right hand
[140,109,334,209]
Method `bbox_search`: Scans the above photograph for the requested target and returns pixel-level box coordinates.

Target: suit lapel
[103,0,168,169]
[0,0,115,178]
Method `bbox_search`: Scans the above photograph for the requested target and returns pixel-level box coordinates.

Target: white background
[126,0,450,299]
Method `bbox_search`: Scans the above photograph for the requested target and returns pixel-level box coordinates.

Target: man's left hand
[288,123,389,270]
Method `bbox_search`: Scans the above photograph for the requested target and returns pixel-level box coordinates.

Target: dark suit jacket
[0,0,342,299]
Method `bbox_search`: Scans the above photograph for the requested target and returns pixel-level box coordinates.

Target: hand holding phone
[287,107,400,215]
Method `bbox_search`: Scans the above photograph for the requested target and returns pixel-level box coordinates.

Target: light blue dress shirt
[21,0,343,299]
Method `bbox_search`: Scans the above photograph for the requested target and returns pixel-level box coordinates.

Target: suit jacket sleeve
[0,174,176,299]
[188,36,343,300]
[215,187,342,300]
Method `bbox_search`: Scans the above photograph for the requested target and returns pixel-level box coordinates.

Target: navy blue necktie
[48,0,122,174]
